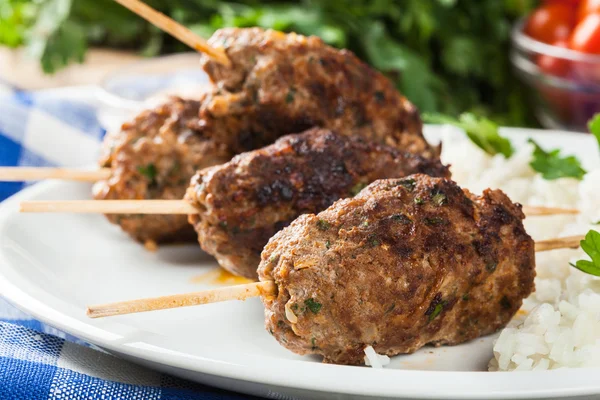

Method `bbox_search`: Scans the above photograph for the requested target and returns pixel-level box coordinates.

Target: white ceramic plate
[1,127,599,400]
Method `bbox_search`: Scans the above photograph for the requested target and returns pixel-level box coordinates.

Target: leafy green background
[0,0,539,126]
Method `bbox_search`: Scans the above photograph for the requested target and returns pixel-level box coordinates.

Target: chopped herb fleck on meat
[325,240,331,249]
[286,87,296,104]
[414,197,425,205]
[137,163,157,182]
[428,303,444,321]
[426,293,446,321]
[305,298,322,314]
[391,214,412,224]
[424,217,447,226]
[432,193,447,206]
[398,178,416,191]
[317,219,331,231]
[367,234,380,247]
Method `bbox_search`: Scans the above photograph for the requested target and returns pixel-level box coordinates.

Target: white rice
[437,126,600,371]
[364,345,390,368]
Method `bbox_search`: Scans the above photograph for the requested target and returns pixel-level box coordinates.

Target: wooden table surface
[0,47,142,90]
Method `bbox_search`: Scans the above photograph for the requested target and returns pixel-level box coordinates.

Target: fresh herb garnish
[414,197,425,205]
[589,113,600,152]
[528,139,586,181]
[570,230,600,276]
[316,219,331,231]
[304,298,322,314]
[325,240,331,249]
[424,113,514,158]
[137,163,158,183]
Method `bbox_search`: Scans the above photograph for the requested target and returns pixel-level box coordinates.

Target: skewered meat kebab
[21,129,576,278]
[86,175,585,365]
[93,96,232,243]
[185,128,450,278]
[2,1,579,243]
[92,25,438,245]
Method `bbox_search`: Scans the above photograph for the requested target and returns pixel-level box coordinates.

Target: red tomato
[525,3,577,44]
[577,0,600,21]
[569,13,600,53]
[537,40,571,77]
[545,0,581,7]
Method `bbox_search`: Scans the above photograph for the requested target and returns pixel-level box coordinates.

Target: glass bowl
[96,53,210,132]
[511,18,600,132]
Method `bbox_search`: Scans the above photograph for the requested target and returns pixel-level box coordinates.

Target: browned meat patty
[258,174,536,365]
[200,28,438,158]
[185,129,450,278]
[95,27,440,244]
[93,97,231,243]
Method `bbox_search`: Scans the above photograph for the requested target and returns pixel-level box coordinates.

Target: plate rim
[1,127,599,400]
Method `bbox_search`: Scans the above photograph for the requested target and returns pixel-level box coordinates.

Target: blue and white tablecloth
[0,80,258,399]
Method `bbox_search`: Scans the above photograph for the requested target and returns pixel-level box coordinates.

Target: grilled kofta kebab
[93,27,438,244]
[198,28,435,158]
[87,174,536,366]
[94,96,232,243]
[185,128,449,279]
[259,174,535,364]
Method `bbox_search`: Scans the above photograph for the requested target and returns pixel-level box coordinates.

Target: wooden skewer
[87,281,275,318]
[534,235,584,252]
[87,235,584,318]
[19,200,580,217]
[20,200,197,214]
[522,205,579,216]
[0,167,111,182]
[113,0,230,67]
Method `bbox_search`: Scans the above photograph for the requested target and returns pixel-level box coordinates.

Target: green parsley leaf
[570,230,600,276]
[423,113,514,158]
[589,113,600,152]
[528,139,586,181]
[304,298,322,314]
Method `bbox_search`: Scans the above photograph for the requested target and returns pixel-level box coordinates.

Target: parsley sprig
[424,113,514,158]
[528,139,586,181]
[570,230,600,277]
[589,113,600,151]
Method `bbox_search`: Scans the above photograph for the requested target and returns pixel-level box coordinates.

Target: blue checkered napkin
[0,84,259,399]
